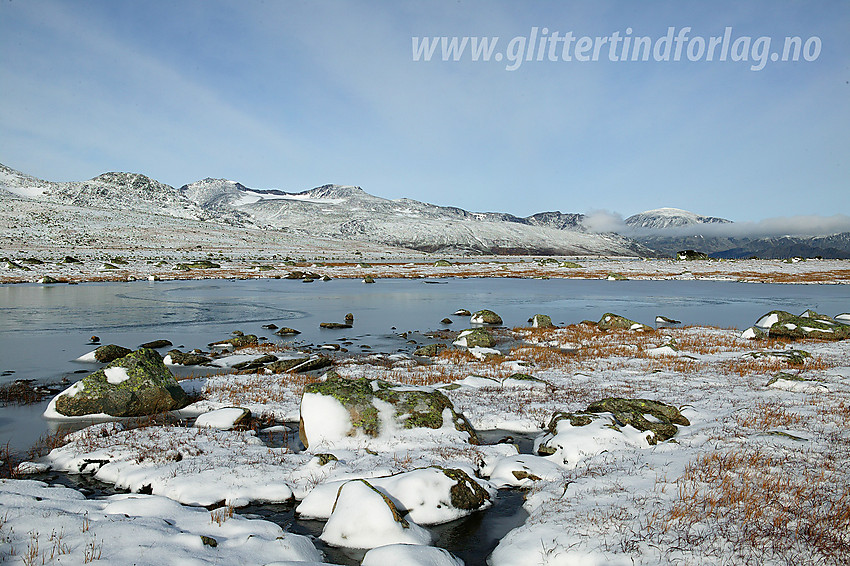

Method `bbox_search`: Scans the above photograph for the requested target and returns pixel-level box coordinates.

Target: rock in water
[597,313,652,331]
[140,339,172,349]
[531,314,554,328]
[320,479,431,549]
[453,328,495,348]
[344,313,355,324]
[470,309,502,324]
[299,377,477,448]
[51,348,189,417]
[94,344,132,363]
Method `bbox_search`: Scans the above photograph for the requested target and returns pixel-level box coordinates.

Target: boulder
[434,260,453,267]
[413,343,447,357]
[363,275,376,284]
[584,398,689,443]
[94,344,132,363]
[39,275,60,284]
[655,315,681,325]
[453,309,471,316]
[232,354,279,371]
[266,357,311,373]
[470,309,502,324]
[165,350,211,366]
[362,545,463,566]
[746,349,811,365]
[453,328,495,348]
[344,313,355,324]
[531,314,554,328]
[140,339,172,349]
[606,272,628,281]
[275,327,301,336]
[174,260,220,270]
[319,479,431,549]
[51,348,189,417]
[677,250,709,260]
[559,261,582,268]
[753,310,849,340]
[299,377,477,448]
[597,313,652,331]
[208,334,258,348]
[298,467,491,526]
[320,322,352,329]
[440,317,453,324]
[194,407,251,430]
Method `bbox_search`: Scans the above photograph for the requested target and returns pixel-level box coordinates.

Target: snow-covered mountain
[0,164,649,256]
[625,207,732,230]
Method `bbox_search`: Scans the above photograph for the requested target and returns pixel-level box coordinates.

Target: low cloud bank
[581,211,850,238]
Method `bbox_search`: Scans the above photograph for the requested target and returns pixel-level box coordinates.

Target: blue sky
[1,0,848,221]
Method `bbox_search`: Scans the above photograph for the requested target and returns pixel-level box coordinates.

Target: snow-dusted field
[2,246,848,285]
[4,318,849,564]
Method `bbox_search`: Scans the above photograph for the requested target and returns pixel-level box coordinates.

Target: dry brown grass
[734,401,805,430]
[666,447,850,563]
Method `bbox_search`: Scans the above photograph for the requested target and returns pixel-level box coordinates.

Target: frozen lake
[1,277,848,453]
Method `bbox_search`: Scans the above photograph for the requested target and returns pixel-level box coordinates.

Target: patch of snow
[76,349,98,362]
[319,479,431,549]
[362,544,464,566]
[194,407,247,430]
[105,366,130,384]
[756,313,780,328]
[299,392,355,447]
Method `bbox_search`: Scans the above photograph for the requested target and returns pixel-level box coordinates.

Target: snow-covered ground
[4,320,850,564]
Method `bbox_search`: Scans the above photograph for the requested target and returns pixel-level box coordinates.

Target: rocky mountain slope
[624,207,732,230]
[0,164,648,256]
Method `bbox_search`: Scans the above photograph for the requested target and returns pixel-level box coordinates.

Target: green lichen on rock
[438,467,491,510]
[266,357,310,373]
[434,260,453,267]
[39,275,60,284]
[94,344,132,363]
[546,411,595,431]
[455,328,495,348]
[559,261,583,268]
[606,272,628,280]
[413,343,447,357]
[747,349,812,365]
[302,377,477,443]
[166,350,211,366]
[53,348,189,417]
[174,260,220,270]
[754,310,849,341]
[597,313,651,331]
[275,327,301,336]
[315,453,339,466]
[531,314,554,328]
[471,309,502,325]
[208,334,258,349]
[363,275,376,284]
[585,398,690,444]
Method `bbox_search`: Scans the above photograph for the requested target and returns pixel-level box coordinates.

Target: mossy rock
[39,275,61,284]
[275,327,301,336]
[597,313,651,331]
[140,339,172,349]
[300,377,477,447]
[531,314,554,328]
[606,272,628,281]
[22,258,44,265]
[344,313,355,324]
[63,256,81,264]
[174,260,220,270]
[585,397,690,444]
[357,262,373,268]
[363,275,376,284]
[208,334,258,349]
[747,349,812,365]
[320,322,352,329]
[755,310,849,341]
[232,354,279,371]
[53,348,189,417]
[454,328,495,348]
[441,318,453,324]
[266,357,311,373]
[111,258,129,265]
[559,261,583,268]
[166,350,211,366]
[676,250,709,260]
[439,467,491,510]
[453,309,471,316]
[285,271,305,279]
[315,453,339,466]
[470,309,502,324]
[413,343,447,357]
[94,344,133,363]
[434,260,453,267]
[504,373,549,386]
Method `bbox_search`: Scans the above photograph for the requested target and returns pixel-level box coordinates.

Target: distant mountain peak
[625,208,732,230]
